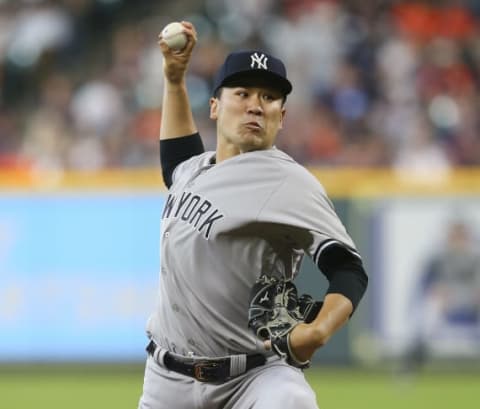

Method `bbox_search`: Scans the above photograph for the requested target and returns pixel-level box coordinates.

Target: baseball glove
[248,274,323,368]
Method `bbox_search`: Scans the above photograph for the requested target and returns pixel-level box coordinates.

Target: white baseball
[161,22,187,51]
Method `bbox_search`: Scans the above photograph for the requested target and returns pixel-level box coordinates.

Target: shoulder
[240,148,308,173]
[172,151,215,183]
[240,149,331,209]
[180,151,215,168]
[264,148,328,194]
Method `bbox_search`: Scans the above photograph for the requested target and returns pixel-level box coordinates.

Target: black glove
[247,274,323,368]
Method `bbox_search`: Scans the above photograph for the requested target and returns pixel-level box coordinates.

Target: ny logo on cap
[250,52,268,69]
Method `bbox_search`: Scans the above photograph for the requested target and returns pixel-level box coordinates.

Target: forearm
[309,293,352,347]
[160,81,197,140]
[288,293,352,361]
[158,21,198,140]
[288,245,368,361]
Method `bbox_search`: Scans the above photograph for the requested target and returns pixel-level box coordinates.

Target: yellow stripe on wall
[0,169,165,191]
[0,167,479,197]
[308,168,480,197]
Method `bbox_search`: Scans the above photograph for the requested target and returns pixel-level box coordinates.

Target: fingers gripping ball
[161,22,187,51]
[248,274,323,369]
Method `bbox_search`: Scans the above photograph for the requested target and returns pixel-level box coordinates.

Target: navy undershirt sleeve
[316,244,368,314]
[159,133,205,188]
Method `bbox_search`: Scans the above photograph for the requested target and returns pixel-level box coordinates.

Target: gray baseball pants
[138,355,319,409]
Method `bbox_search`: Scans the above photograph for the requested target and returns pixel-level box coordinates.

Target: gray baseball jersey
[146,147,359,358]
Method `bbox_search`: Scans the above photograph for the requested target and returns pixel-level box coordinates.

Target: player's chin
[241,140,271,153]
[239,131,270,150]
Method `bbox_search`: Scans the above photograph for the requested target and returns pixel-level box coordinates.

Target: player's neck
[216,142,241,163]
[216,140,277,162]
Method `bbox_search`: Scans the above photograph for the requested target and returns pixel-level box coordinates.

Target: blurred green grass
[0,364,478,408]
[307,367,479,409]
[0,364,144,409]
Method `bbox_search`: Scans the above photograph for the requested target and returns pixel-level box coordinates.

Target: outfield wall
[1,168,479,362]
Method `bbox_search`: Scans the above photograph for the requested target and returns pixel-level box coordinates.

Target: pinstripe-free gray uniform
[139,147,359,408]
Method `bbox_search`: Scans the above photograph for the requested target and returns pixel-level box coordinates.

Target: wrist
[286,332,310,368]
[164,79,188,91]
[163,61,188,85]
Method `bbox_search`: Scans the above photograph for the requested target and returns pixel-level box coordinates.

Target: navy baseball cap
[212,50,292,97]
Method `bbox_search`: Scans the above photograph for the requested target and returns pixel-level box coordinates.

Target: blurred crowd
[1,0,480,172]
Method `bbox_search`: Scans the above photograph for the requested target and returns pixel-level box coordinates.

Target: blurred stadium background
[1,0,480,408]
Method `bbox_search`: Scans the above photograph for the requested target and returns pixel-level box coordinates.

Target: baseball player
[138,21,368,409]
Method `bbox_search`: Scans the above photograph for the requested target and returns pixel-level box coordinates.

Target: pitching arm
[158,21,198,140]
[158,21,205,187]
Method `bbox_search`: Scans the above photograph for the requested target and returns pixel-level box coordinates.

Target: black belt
[146,340,266,383]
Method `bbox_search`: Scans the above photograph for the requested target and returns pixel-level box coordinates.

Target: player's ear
[278,107,286,129]
[209,97,218,120]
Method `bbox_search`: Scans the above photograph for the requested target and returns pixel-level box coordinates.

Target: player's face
[209,86,286,155]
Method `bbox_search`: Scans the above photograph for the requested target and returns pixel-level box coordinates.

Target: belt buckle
[193,361,221,382]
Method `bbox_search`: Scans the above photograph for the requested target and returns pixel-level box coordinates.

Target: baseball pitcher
[138,21,368,409]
